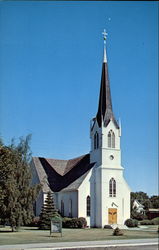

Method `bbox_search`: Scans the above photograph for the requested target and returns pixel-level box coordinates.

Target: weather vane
[102,29,108,45]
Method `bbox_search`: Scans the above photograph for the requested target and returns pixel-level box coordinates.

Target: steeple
[96,30,119,128]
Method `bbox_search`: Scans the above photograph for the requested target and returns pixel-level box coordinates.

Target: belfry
[31,30,131,227]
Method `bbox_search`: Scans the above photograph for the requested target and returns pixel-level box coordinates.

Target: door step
[111,224,128,229]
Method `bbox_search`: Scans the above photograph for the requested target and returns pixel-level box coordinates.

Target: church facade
[31,31,131,227]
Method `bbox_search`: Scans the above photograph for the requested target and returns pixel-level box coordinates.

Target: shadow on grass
[0,231,13,233]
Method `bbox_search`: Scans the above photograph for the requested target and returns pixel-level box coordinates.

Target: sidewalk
[0,238,158,250]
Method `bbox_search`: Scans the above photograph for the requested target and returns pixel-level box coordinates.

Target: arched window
[86,196,91,216]
[108,131,111,147]
[68,199,72,217]
[61,200,64,216]
[108,130,115,148]
[109,178,116,197]
[112,132,115,148]
[94,132,99,150]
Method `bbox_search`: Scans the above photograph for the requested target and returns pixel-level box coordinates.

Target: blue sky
[0,1,158,196]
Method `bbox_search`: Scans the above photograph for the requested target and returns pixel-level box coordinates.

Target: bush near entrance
[125,218,138,227]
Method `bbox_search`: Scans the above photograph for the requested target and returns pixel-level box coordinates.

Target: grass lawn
[0,226,158,245]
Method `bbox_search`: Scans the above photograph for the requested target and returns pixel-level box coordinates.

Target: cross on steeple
[102,29,108,63]
[102,29,108,45]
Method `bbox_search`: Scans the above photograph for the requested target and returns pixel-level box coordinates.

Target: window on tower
[86,196,91,216]
[94,132,99,149]
[108,131,111,147]
[109,178,116,197]
[108,130,115,148]
[112,132,115,148]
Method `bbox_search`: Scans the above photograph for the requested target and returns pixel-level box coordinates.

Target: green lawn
[0,226,158,245]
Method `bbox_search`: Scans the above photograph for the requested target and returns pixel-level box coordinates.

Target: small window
[68,199,72,217]
[96,133,99,148]
[94,132,99,150]
[86,196,91,216]
[61,200,64,216]
[109,178,116,197]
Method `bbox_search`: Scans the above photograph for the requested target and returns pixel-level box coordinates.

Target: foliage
[131,210,147,221]
[0,135,41,231]
[150,196,159,209]
[130,192,159,221]
[131,192,159,213]
[39,191,60,230]
[104,225,113,229]
[27,216,40,227]
[152,217,159,225]
[131,191,149,204]
[113,227,123,236]
[140,217,159,225]
[140,219,154,225]
[62,217,87,228]
[125,218,138,227]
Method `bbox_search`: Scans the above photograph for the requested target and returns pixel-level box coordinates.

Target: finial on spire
[102,29,108,45]
[102,29,108,63]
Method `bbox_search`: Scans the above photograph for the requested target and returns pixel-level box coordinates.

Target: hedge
[62,217,87,228]
[140,217,159,225]
[152,217,159,225]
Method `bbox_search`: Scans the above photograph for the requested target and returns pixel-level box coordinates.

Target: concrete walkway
[0,238,158,250]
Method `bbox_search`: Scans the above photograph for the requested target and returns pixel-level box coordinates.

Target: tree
[150,196,159,208]
[39,191,60,230]
[0,135,41,231]
[131,191,149,204]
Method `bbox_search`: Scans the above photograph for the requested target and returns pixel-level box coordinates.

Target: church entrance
[108,208,117,224]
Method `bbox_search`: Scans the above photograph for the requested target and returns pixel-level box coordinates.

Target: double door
[108,208,117,224]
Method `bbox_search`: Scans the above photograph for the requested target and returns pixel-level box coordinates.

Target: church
[31,30,131,228]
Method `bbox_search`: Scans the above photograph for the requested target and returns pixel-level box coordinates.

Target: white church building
[31,30,131,228]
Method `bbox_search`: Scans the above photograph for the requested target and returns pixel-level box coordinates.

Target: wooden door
[108,208,117,224]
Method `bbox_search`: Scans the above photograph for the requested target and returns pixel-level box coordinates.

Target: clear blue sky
[0,1,158,196]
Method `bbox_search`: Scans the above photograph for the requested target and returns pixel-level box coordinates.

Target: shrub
[113,227,123,236]
[151,217,159,225]
[140,219,154,225]
[27,217,40,227]
[62,217,87,228]
[125,218,138,227]
[104,225,113,229]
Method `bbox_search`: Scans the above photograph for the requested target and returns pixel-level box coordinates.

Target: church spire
[96,30,118,128]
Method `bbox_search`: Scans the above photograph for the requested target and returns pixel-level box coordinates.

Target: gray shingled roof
[60,169,91,192]
[32,154,95,192]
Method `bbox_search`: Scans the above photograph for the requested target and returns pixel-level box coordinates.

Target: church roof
[96,38,119,128]
[32,154,95,192]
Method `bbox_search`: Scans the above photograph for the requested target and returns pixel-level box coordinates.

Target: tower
[90,30,130,227]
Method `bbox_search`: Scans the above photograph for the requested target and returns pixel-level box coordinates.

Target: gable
[32,154,95,192]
